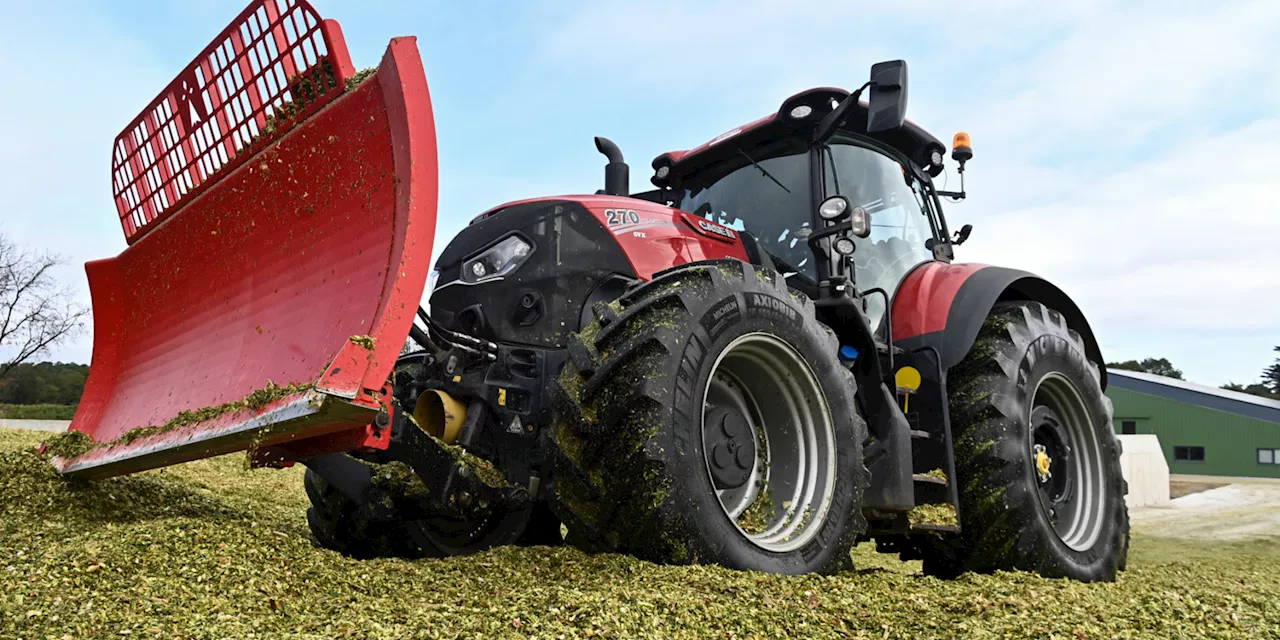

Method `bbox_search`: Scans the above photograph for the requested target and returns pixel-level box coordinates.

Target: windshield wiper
[737,150,791,194]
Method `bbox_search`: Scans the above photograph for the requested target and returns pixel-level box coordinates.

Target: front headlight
[461,234,534,283]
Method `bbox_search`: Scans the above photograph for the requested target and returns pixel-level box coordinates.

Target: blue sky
[1,0,1277,387]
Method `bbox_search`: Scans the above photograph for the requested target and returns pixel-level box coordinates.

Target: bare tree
[0,235,89,378]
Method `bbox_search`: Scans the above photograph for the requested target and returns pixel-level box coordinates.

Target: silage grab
[53,0,438,479]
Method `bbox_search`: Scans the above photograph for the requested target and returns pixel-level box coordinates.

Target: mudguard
[891,262,1107,390]
[52,0,438,479]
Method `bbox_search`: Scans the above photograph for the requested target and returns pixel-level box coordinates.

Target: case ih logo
[696,219,736,240]
[707,127,743,147]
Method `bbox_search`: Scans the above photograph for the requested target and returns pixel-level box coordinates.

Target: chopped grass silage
[2,427,1277,639]
[40,380,315,461]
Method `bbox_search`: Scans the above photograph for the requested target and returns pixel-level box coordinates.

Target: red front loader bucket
[51,0,437,479]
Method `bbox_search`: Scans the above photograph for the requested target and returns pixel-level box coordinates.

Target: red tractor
[51,0,1128,581]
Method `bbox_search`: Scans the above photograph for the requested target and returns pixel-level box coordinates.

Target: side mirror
[866,60,908,133]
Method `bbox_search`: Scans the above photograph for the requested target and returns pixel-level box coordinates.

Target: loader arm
[52,0,438,479]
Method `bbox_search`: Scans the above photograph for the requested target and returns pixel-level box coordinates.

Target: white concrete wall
[0,419,70,432]
[1117,434,1170,507]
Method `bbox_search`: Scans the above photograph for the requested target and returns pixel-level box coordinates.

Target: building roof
[1106,368,1280,424]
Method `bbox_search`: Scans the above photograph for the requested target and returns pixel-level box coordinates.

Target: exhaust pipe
[414,389,467,444]
[594,136,629,196]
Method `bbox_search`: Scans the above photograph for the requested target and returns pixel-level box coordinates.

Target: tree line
[1,232,88,410]
[0,361,89,405]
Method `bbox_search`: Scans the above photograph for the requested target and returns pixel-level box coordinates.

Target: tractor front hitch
[301,400,528,525]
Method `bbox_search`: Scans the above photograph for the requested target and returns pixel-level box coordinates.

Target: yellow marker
[452,375,461,383]
[895,366,922,393]
[498,388,507,407]
[895,366,922,413]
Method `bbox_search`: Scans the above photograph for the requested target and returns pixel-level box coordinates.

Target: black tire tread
[913,301,1130,581]
[305,465,565,558]
[547,260,868,571]
[303,467,422,559]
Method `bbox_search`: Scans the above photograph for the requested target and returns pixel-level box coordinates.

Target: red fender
[891,262,1107,387]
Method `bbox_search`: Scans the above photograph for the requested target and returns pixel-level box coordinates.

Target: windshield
[676,133,939,332]
[677,138,815,276]
[822,137,936,330]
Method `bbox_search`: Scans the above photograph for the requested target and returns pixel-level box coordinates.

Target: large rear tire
[916,301,1129,581]
[547,260,868,575]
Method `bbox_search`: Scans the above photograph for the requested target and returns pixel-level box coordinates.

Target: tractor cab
[650,63,972,334]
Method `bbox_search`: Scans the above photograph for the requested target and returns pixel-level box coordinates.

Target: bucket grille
[110,0,354,243]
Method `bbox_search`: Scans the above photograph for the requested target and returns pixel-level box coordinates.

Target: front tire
[304,467,422,559]
[304,464,562,559]
[918,301,1129,581]
[547,260,869,575]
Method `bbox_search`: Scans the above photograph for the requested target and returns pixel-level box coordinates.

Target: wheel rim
[1031,372,1106,552]
[701,333,838,553]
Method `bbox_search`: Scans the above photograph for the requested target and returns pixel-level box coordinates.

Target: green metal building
[1106,368,1280,478]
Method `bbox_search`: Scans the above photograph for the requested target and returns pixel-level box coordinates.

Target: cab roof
[650,87,946,188]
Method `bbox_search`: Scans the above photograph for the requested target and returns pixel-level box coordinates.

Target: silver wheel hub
[1032,372,1106,553]
[701,333,838,553]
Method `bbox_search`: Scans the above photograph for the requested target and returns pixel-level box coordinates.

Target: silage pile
[1,427,1277,639]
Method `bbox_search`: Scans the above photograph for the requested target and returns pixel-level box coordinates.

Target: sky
[1,0,1277,387]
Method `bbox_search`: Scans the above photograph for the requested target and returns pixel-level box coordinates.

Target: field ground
[2,427,1277,639]
[1170,479,1228,499]
[1131,482,1280,541]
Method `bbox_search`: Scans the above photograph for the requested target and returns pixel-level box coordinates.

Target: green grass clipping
[2,426,1277,638]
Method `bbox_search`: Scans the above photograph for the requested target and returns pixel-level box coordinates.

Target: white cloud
[962,118,1280,333]
[957,0,1280,150]
[537,0,1097,93]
